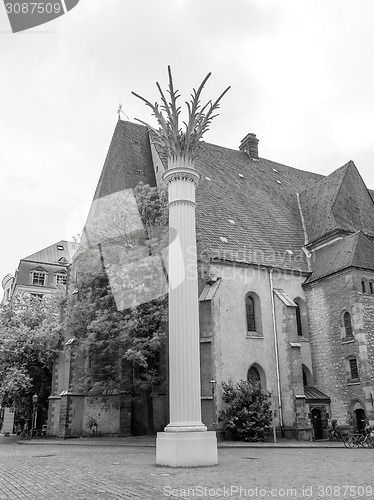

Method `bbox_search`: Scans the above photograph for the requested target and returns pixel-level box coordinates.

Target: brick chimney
[239,133,259,159]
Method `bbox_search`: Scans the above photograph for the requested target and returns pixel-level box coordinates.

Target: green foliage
[66,270,167,397]
[0,291,64,416]
[134,182,168,234]
[66,182,169,398]
[219,379,273,442]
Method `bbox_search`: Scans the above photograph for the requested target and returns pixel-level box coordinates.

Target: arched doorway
[354,408,366,434]
[312,408,323,439]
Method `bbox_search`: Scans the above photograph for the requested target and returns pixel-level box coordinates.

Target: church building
[48,120,374,440]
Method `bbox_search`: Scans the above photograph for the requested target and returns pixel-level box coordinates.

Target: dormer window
[32,271,46,286]
[56,273,67,285]
[57,245,64,251]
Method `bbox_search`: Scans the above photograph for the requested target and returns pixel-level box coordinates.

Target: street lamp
[32,394,38,432]
[209,379,217,430]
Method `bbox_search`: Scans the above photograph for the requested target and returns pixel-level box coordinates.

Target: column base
[156,431,218,467]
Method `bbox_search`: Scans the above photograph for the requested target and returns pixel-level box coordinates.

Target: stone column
[156,162,217,467]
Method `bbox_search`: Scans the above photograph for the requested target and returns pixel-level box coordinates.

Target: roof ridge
[330,162,352,211]
[298,161,350,197]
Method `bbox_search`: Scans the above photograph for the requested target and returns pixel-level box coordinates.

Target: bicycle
[362,432,374,449]
[343,433,372,448]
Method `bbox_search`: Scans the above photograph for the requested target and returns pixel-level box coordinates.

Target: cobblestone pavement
[0,440,373,499]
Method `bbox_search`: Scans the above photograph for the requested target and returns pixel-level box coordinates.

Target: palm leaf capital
[132,66,230,167]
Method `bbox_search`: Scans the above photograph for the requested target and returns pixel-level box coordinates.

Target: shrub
[219,379,272,441]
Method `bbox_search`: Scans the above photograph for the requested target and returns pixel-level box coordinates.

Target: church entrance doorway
[354,408,366,434]
[312,408,323,439]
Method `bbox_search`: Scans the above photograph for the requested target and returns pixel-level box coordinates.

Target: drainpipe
[269,269,283,431]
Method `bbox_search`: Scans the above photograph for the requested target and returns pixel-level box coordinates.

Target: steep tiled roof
[299,161,374,245]
[93,120,156,200]
[304,231,374,284]
[89,121,374,275]
[193,142,321,271]
[92,122,323,272]
[332,163,374,236]
[23,240,75,265]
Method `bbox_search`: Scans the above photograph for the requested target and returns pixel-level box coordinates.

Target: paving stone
[0,441,373,499]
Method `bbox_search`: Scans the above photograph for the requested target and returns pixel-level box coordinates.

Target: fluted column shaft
[163,165,206,432]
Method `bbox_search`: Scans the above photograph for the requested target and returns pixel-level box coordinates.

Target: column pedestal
[156,431,218,467]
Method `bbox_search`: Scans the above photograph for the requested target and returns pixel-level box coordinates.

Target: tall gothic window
[343,311,353,338]
[295,303,303,336]
[246,295,256,332]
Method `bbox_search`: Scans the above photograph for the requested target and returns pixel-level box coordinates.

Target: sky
[1,0,374,288]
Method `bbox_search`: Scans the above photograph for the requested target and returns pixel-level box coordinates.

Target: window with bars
[349,357,359,381]
[361,278,374,294]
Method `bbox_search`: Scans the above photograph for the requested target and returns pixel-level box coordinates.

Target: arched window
[343,311,353,338]
[247,364,266,390]
[361,279,367,293]
[247,366,261,389]
[295,303,303,336]
[370,282,374,294]
[302,364,313,387]
[293,297,309,339]
[246,295,256,332]
[245,292,263,337]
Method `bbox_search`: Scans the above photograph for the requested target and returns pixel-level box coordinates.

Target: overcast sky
[1,0,374,287]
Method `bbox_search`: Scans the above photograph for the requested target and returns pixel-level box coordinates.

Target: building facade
[1,240,74,434]
[49,120,374,439]
[1,240,74,303]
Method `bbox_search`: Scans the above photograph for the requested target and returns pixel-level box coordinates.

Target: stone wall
[304,269,374,426]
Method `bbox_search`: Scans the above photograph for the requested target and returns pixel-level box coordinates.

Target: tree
[65,271,167,398]
[65,182,169,401]
[219,379,273,441]
[0,290,64,423]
